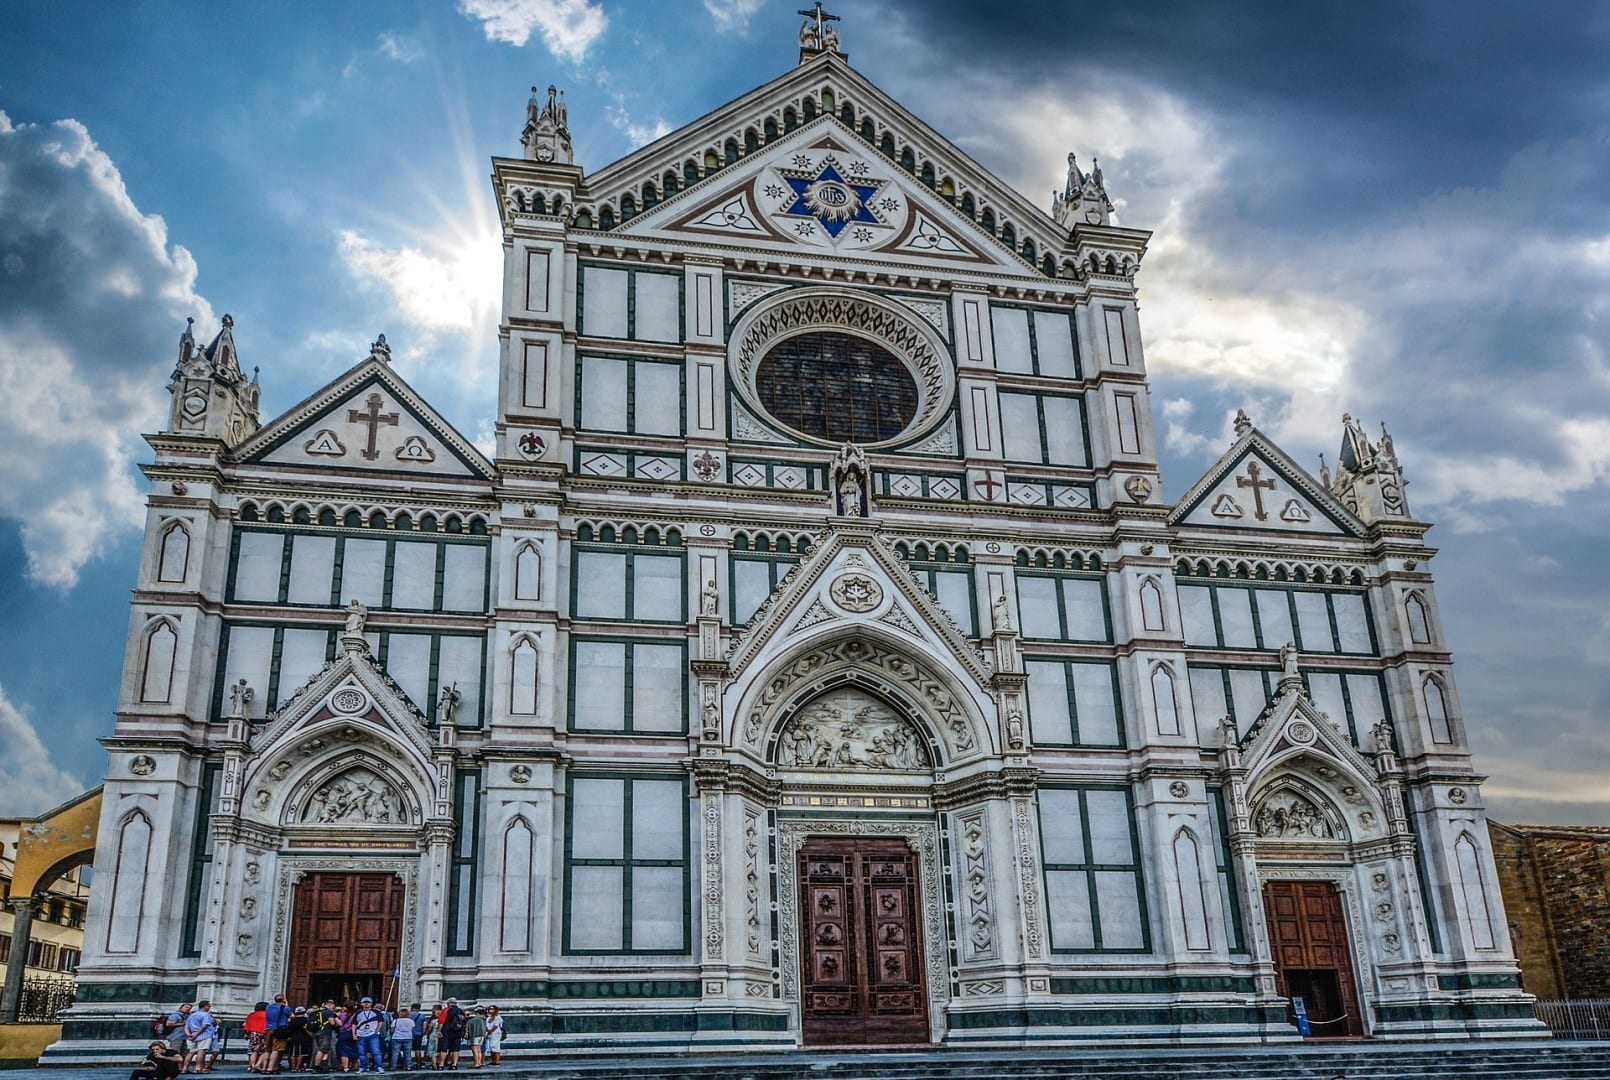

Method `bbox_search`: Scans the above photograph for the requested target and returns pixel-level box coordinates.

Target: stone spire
[521,84,573,164]
[1053,152,1115,227]
[1329,413,1410,522]
[164,313,262,444]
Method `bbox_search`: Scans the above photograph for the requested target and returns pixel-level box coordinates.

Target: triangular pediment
[229,358,494,479]
[621,118,1039,276]
[245,641,437,779]
[1169,429,1364,537]
[725,525,991,688]
[577,52,1076,276]
[1240,680,1382,793]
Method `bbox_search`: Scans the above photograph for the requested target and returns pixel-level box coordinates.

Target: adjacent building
[57,16,1536,1059]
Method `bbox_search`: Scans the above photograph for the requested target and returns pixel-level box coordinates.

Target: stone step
[442,1042,1610,1080]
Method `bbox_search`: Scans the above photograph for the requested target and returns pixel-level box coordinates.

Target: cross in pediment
[348,392,398,461]
[1236,460,1276,521]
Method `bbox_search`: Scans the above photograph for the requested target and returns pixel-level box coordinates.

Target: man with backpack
[352,996,384,1073]
[307,1000,337,1072]
[432,999,465,1071]
[154,1003,192,1054]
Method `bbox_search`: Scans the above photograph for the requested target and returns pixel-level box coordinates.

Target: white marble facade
[59,22,1537,1062]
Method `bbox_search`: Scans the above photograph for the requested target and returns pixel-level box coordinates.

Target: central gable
[622,118,1038,277]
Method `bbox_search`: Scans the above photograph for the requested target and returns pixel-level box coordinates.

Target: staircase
[480,1041,1610,1079]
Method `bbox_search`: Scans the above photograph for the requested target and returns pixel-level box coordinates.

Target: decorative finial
[222,313,234,329]
[1233,408,1253,437]
[797,3,842,57]
[370,333,391,363]
[1318,453,1331,488]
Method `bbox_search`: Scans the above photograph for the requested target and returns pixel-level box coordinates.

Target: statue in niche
[344,598,368,636]
[306,768,405,825]
[700,576,719,617]
[1005,708,1025,751]
[991,592,1013,634]
[774,688,929,770]
[229,678,255,719]
[830,443,870,517]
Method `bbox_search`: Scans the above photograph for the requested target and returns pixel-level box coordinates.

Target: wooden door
[287,873,405,1007]
[1263,880,1364,1037]
[798,838,928,1046]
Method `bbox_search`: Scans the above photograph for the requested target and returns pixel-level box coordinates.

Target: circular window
[755,332,918,444]
[728,287,955,449]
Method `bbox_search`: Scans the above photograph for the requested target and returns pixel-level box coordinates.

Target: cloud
[457,0,607,60]
[0,682,86,815]
[704,0,765,35]
[337,229,500,336]
[605,104,671,148]
[0,110,213,587]
[376,31,424,64]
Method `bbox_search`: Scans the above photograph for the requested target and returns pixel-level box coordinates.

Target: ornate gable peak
[248,640,436,768]
[226,350,494,479]
[1239,676,1381,793]
[572,53,1088,271]
[1168,423,1366,538]
[724,524,991,686]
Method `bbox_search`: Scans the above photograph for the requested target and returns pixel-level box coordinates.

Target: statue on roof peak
[798,3,842,58]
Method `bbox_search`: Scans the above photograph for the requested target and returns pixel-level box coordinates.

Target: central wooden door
[287,873,405,1007]
[798,837,928,1046]
[1263,880,1365,1038]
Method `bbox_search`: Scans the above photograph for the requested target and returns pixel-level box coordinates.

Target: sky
[0,0,1607,822]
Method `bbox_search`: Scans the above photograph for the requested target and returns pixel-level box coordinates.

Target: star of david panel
[778,160,884,238]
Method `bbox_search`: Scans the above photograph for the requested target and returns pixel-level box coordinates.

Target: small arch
[531,191,547,214]
[469,516,489,536]
[641,181,657,210]
[661,170,678,196]
[419,513,438,533]
[960,193,975,217]
[292,506,311,525]
[266,504,286,524]
[724,138,740,164]
[393,511,413,532]
[783,106,799,132]
[684,160,700,186]
[1173,828,1211,951]
[514,543,542,601]
[939,177,955,200]
[1424,674,1453,743]
[157,521,191,583]
[573,208,592,229]
[1151,663,1180,737]
[980,208,995,234]
[764,117,780,142]
[239,502,260,522]
[368,510,388,529]
[445,515,464,535]
[1021,238,1035,262]
[859,117,875,142]
[840,102,856,126]
[1406,592,1432,644]
[344,509,363,528]
[703,149,720,171]
[920,161,935,188]
[1042,253,1056,277]
[510,635,540,715]
[879,132,896,158]
[599,206,616,230]
[139,618,179,703]
[1454,831,1497,949]
[317,508,337,527]
[1001,223,1016,248]
[1140,578,1166,632]
[621,193,637,220]
[744,128,760,153]
[899,146,916,173]
[802,97,817,122]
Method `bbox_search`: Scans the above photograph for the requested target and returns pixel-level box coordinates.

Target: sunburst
[802,178,862,223]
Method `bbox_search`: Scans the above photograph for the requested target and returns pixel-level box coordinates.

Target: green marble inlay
[1049,975,1258,995]
[73,982,197,1005]
[441,979,700,1001]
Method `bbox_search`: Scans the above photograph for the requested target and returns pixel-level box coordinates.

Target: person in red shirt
[242,1003,269,1074]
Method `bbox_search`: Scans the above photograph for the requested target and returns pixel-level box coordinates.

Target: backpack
[152,1013,169,1038]
[442,1007,465,1037]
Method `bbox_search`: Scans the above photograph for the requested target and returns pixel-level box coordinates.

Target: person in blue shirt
[182,1001,218,1075]
[352,997,384,1073]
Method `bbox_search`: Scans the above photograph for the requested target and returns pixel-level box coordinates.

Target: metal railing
[0,976,78,1022]
[1535,999,1610,1039]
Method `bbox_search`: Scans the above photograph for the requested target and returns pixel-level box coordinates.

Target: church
[55,12,1537,1059]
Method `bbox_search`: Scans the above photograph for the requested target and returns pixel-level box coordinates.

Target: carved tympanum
[304,767,406,825]
[1253,792,1333,839]
[774,688,930,771]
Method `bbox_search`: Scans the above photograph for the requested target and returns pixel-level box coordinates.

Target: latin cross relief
[1236,460,1276,521]
[348,393,399,461]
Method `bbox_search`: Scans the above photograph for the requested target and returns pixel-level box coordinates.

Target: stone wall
[1489,822,1610,999]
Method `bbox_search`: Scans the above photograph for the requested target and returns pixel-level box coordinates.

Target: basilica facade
[57,19,1536,1059]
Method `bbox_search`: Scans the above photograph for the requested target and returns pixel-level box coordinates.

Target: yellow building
[0,789,98,1022]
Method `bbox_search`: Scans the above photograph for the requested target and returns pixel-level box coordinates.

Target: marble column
[1,896,39,1023]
